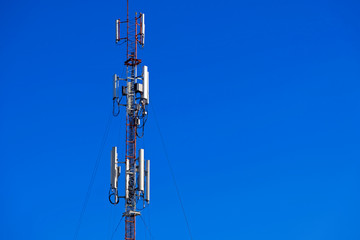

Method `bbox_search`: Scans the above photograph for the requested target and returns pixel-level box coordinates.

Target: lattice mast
[109,1,150,240]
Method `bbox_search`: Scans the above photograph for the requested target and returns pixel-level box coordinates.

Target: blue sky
[1,0,360,239]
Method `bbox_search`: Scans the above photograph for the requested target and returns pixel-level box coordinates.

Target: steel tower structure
[109,1,150,240]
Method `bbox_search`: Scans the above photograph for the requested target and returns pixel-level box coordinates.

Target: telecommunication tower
[109,1,150,240]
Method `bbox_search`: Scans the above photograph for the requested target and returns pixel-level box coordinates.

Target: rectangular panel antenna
[143,66,149,104]
[113,74,118,99]
[116,19,120,42]
[141,14,145,45]
[111,147,118,189]
[146,159,150,202]
[138,149,145,191]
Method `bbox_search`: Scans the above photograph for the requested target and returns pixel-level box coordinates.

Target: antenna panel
[116,19,120,42]
[111,147,118,189]
[143,66,149,104]
[113,74,118,99]
[138,149,145,192]
[141,14,145,45]
[146,159,150,202]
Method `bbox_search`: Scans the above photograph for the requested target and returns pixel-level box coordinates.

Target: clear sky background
[1,0,360,239]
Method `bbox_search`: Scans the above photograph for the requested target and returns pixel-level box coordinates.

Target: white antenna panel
[138,149,145,192]
[141,14,145,45]
[115,19,120,42]
[146,159,150,202]
[143,66,149,104]
[113,74,118,99]
[110,147,118,189]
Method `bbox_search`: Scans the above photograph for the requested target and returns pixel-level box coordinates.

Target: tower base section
[125,216,136,240]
